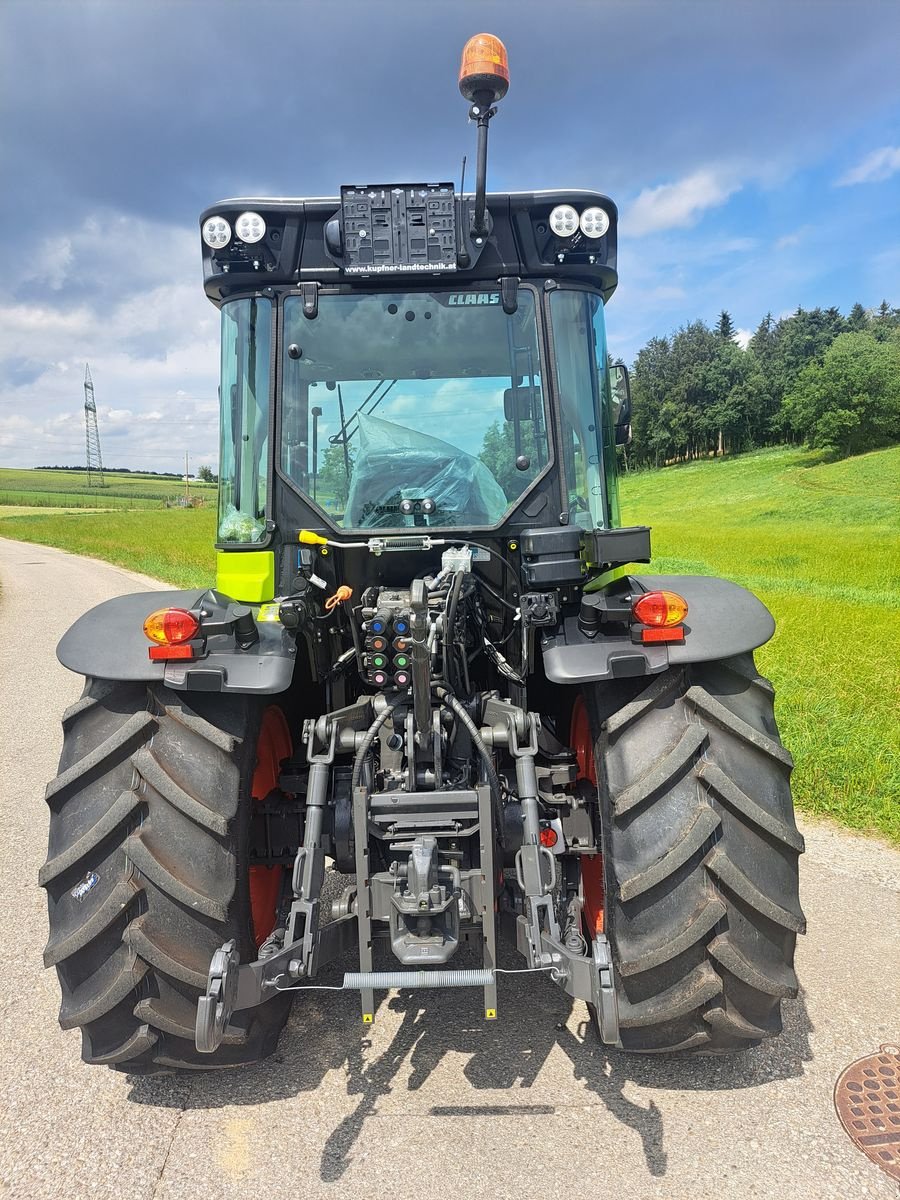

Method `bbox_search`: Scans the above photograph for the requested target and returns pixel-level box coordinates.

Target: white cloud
[0,212,220,472]
[623,169,741,236]
[836,146,900,186]
[734,328,752,350]
[776,229,804,249]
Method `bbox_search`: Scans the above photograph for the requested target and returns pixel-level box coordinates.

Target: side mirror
[504,385,539,422]
[610,363,632,446]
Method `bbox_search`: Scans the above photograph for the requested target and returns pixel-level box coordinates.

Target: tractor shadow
[127,939,813,1182]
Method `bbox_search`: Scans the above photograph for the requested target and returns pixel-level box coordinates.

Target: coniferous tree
[716,310,737,341]
[847,302,869,331]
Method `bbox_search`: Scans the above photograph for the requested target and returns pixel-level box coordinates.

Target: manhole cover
[834,1043,900,1182]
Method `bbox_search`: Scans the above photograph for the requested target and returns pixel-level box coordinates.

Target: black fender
[540,574,775,685]
[57,589,297,695]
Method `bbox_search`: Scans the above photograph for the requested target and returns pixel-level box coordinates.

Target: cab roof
[199,188,618,304]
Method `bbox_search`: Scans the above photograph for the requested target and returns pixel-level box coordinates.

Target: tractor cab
[202,186,630,596]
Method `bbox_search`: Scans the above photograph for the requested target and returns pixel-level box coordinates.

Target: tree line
[625,301,900,466]
[33,464,219,482]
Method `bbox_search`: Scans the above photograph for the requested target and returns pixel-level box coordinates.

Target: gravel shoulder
[1,536,897,1200]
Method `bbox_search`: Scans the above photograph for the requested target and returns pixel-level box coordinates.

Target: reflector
[149,644,195,661]
[641,627,686,644]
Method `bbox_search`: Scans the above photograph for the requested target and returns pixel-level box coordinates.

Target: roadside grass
[0,507,217,588]
[620,445,900,844]
[1,445,897,842]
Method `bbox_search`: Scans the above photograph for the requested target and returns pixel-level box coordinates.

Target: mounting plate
[340,184,458,274]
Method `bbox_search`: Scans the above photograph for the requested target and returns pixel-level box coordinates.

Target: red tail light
[143,607,200,645]
[632,590,689,628]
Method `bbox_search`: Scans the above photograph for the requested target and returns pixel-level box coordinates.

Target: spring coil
[342,969,494,991]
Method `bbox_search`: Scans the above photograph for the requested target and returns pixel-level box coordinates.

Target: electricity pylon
[83,363,105,487]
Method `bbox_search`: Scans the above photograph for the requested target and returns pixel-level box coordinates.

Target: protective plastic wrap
[217,503,266,543]
[345,414,508,528]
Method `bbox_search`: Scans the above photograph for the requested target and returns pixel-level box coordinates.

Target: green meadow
[619,446,900,843]
[1,446,897,842]
[0,467,217,510]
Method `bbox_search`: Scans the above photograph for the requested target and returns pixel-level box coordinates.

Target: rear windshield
[280,288,548,529]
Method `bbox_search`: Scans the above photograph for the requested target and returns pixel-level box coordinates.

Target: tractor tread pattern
[604,670,687,740]
[616,804,721,900]
[131,748,231,836]
[45,711,156,804]
[698,762,805,852]
[43,880,139,967]
[705,845,806,933]
[125,919,210,990]
[617,897,727,977]
[162,700,241,753]
[123,832,232,921]
[58,954,149,1029]
[83,1023,159,1066]
[617,961,724,1028]
[41,679,289,1074]
[684,686,794,768]
[613,724,708,816]
[591,653,804,1056]
[39,787,143,885]
[708,934,799,998]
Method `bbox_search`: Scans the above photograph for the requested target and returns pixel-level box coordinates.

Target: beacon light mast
[458,33,510,250]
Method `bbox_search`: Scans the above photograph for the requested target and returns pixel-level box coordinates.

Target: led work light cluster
[202,211,267,248]
[364,611,412,689]
[548,203,610,240]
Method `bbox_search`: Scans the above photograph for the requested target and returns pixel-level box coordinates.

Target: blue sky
[1,0,899,473]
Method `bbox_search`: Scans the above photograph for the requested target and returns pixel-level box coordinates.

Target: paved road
[1,536,897,1200]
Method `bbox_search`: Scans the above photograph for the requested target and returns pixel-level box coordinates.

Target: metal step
[342,969,494,990]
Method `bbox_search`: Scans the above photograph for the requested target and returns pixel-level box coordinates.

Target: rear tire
[586,654,805,1054]
[40,678,292,1073]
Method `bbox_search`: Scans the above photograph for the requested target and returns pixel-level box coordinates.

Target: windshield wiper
[328,379,398,446]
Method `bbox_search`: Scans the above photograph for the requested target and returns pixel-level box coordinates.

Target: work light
[579,206,610,238]
[548,204,579,238]
[235,212,266,244]
[202,216,231,248]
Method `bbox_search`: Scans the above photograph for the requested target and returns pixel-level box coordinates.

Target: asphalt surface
[0,535,898,1200]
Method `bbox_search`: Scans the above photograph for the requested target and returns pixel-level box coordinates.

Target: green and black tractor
[41,34,804,1073]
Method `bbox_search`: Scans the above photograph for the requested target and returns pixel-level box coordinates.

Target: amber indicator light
[143,607,200,645]
[632,590,689,628]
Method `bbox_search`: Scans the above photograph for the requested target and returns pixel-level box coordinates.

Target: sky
[1,0,899,474]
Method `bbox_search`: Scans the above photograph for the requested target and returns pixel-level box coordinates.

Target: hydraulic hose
[350,694,407,793]
[444,569,465,691]
[432,684,504,833]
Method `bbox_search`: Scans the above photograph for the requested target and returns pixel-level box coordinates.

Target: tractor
[41,34,804,1073]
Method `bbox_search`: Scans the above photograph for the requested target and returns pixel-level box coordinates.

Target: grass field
[0,467,217,510]
[619,446,900,843]
[1,446,897,842]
